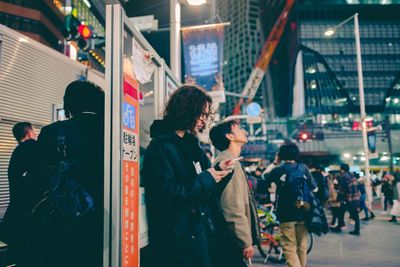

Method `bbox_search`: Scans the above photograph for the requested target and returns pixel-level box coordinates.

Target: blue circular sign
[246,102,262,116]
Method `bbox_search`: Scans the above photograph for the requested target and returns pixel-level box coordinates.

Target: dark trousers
[330,207,340,225]
[338,203,360,233]
[360,194,369,218]
[384,196,394,211]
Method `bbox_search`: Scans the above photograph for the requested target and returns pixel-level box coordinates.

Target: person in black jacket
[2,122,38,266]
[34,80,104,267]
[141,85,233,267]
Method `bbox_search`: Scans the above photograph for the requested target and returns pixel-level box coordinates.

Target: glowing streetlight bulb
[186,0,207,5]
[324,29,335,36]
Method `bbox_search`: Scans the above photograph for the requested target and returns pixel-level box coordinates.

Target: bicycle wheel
[258,226,286,264]
[307,232,313,254]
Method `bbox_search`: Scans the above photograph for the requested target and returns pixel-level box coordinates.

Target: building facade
[0,0,65,50]
[0,0,106,72]
[217,0,265,117]
[298,0,400,121]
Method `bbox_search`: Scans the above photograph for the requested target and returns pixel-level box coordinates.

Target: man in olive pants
[265,143,317,267]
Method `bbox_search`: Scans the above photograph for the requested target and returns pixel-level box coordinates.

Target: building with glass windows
[0,0,66,51]
[298,0,400,122]
[0,0,106,72]
[258,0,400,163]
[216,0,265,117]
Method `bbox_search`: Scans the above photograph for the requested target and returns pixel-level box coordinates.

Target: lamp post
[170,0,207,81]
[324,13,370,182]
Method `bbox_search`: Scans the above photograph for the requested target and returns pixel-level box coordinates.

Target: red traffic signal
[300,132,309,140]
[78,24,92,39]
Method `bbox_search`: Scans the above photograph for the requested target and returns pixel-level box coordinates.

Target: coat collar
[215,149,235,162]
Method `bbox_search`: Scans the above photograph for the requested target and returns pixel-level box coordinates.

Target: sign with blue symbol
[123,102,136,130]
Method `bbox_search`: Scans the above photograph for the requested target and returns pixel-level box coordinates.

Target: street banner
[367,130,377,154]
[182,24,225,102]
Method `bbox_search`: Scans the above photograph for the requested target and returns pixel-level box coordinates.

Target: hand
[218,158,237,171]
[207,168,231,183]
[273,153,281,165]
[242,246,254,259]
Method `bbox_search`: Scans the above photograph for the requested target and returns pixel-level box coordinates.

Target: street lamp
[324,13,370,182]
[170,0,207,81]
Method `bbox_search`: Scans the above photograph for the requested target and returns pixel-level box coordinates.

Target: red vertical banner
[121,74,140,267]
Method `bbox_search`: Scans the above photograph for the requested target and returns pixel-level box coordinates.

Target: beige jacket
[214,150,259,249]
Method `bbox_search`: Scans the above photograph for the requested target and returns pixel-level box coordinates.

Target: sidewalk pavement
[251,208,400,267]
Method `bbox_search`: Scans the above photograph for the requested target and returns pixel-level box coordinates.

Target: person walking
[357,175,375,221]
[265,143,317,267]
[141,85,233,267]
[389,174,399,223]
[209,120,261,267]
[2,122,38,266]
[382,173,395,213]
[331,164,361,236]
[327,173,341,226]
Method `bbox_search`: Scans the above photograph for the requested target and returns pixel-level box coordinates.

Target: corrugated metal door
[0,122,15,217]
[0,26,86,126]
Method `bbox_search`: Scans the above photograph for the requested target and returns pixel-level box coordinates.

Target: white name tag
[193,161,202,174]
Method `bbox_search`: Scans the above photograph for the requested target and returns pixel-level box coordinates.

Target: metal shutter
[0,25,86,126]
[0,121,16,217]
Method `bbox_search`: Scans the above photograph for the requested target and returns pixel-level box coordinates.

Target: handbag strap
[56,125,67,160]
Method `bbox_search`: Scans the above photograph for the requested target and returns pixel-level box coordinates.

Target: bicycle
[257,204,313,264]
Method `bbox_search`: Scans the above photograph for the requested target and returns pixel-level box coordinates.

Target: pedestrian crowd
[2,82,398,267]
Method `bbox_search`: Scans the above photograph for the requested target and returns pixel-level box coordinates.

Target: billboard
[182,24,225,102]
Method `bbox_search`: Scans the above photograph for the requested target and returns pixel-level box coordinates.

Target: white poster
[132,38,156,84]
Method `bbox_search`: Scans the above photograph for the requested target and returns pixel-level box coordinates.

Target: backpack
[32,126,95,226]
[281,163,314,209]
[314,171,330,203]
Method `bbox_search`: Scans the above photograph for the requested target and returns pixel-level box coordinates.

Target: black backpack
[32,126,95,226]
[313,171,330,203]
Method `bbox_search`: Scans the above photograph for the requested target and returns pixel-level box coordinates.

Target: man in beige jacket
[209,121,260,267]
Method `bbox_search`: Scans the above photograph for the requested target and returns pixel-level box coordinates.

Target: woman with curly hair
[141,85,234,267]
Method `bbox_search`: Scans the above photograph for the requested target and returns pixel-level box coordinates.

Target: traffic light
[300,132,309,141]
[78,24,93,39]
[294,131,324,141]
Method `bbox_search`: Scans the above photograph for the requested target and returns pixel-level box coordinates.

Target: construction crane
[232,0,296,115]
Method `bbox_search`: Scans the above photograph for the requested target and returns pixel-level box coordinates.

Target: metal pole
[354,13,370,183]
[170,0,181,82]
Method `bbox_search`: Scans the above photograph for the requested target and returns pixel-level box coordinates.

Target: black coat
[141,120,221,267]
[2,139,39,265]
[4,139,39,228]
[34,113,104,267]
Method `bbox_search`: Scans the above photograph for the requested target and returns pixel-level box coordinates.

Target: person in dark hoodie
[141,85,234,267]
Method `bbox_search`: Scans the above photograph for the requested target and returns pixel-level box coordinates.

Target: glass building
[298,0,400,120]
[217,0,266,117]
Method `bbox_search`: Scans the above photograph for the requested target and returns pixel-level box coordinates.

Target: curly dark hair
[164,84,212,131]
